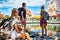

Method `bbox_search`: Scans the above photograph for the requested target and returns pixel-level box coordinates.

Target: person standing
[18,3,26,32]
[40,6,49,38]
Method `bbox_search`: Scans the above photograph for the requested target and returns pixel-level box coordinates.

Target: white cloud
[0,0,46,8]
[0,0,21,8]
[20,0,46,6]
[26,0,46,6]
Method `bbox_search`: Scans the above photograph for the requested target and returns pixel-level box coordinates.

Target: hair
[11,8,18,18]
[22,2,26,7]
[41,6,44,9]
[40,6,44,16]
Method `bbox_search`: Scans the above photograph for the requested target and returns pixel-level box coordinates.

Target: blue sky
[0,0,56,16]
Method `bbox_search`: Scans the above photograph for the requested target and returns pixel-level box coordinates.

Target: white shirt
[11,17,18,31]
[10,17,19,39]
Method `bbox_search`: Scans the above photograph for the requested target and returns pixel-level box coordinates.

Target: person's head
[22,2,26,8]
[41,6,44,16]
[41,6,44,13]
[11,8,18,18]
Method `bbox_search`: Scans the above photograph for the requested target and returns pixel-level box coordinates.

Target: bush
[26,29,30,34]
[5,15,10,19]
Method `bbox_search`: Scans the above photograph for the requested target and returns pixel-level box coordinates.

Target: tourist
[11,8,30,40]
[18,3,26,32]
[40,6,49,38]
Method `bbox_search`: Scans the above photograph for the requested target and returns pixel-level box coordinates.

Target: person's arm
[13,23,19,33]
[21,11,24,21]
[40,13,44,20]
[21,11,23,18]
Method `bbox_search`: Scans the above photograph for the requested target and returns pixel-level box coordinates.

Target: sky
[0,0,56,16]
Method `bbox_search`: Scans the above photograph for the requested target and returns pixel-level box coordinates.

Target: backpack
[44,11,50,20]
[1,18,14,30]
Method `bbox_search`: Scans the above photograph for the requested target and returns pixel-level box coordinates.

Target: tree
[5,15,10,19]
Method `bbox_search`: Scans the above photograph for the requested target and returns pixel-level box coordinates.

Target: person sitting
[10,8,31,40]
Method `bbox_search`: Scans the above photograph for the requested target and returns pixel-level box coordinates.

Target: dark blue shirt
[18,7,26,19]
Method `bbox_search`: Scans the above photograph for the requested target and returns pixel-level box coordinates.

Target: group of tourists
[0,2,49,40]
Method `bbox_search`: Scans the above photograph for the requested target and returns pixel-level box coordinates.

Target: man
[18,3,26,32]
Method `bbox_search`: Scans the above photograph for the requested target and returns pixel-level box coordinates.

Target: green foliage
[57,27,60,32]
[26,29,30,34]
[5,15,10,19]
[0,19,2,23]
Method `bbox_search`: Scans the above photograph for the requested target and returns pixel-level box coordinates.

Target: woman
[40,6,47,38]
[11,8,30,40]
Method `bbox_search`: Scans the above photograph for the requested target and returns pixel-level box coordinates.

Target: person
[40,6,49,38]
[18,3,26,32]
[10,8,30,40]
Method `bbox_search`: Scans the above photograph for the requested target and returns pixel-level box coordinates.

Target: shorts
[11,30,21,39]
[20,18,26,25]
[40,19,47,26]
